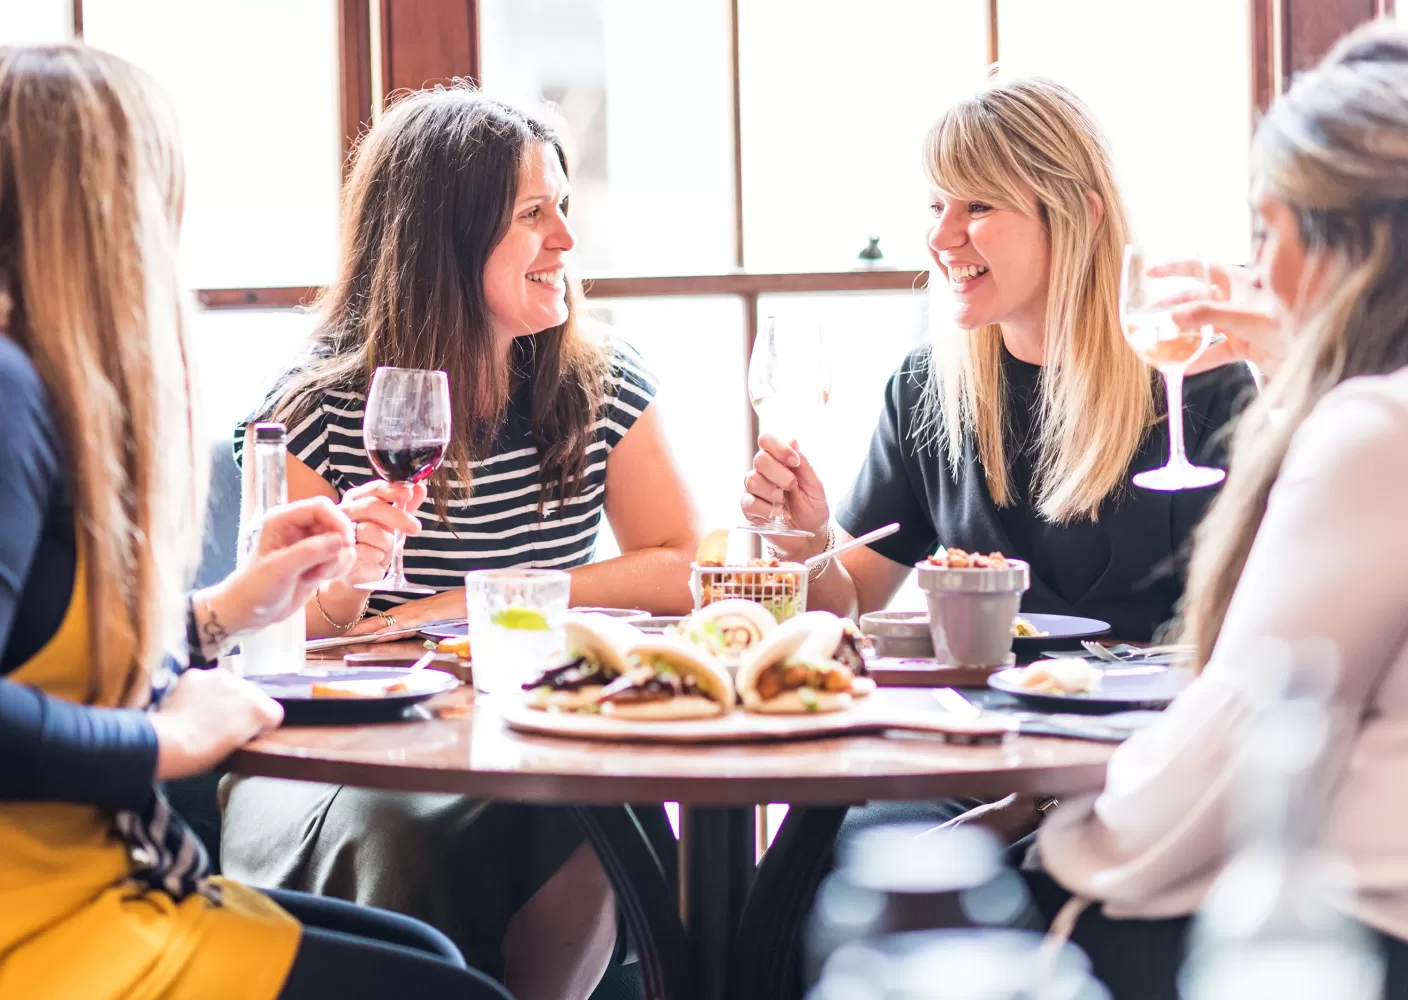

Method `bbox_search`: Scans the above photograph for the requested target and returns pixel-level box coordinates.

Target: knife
[932,688,1134,742]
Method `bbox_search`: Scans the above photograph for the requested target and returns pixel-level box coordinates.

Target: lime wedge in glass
[491,607,550,631]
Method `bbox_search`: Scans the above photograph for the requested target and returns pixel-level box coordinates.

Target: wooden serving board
[493,693,1013,746]
[865,657,1007,689]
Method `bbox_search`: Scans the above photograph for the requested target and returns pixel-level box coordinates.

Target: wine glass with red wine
[357,366,451,594]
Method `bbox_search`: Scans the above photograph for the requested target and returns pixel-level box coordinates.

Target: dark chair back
[195,437,242,589]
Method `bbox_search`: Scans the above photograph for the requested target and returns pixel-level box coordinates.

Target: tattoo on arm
[197,601,231,660]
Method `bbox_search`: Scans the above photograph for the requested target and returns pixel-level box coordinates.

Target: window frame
[70,0,1395,492]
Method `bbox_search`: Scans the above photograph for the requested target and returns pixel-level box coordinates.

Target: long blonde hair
[1183,23,1408,668]
[0,45,203,706]
[918,78,1154,522]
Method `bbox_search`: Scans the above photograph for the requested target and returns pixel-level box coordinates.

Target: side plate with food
[988,660,1192,712]
[250,667,459,724]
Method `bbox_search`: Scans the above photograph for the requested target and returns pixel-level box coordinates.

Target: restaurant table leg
[728,805,848,1000]
[572,805,697,1000]
[678,805,755,1000]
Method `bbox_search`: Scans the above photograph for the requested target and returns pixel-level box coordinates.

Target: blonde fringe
[916,79,1154,523]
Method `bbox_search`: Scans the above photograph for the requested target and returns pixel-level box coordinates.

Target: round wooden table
[228,682,1114,1000]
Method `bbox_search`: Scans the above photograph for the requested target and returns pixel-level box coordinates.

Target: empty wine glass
[358,366,451,593]
[1120,245,1227,491]
[738,315,832,538]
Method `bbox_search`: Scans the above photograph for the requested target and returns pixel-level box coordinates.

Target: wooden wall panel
[380,0,479,96]
[338,0,374,170]
[1252,0,1392,116]
[1286,0,1379,78]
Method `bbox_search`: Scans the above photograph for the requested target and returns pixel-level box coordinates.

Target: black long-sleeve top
[0,334,160,811]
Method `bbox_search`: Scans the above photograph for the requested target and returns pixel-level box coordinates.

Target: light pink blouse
[1039,366,1408,941]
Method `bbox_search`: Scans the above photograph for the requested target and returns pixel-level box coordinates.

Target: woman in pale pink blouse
[973,22,1408,999]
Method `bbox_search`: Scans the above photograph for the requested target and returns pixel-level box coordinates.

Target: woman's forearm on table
[303,580,372,638]
[802,561,860,618]
[569,546,696,615]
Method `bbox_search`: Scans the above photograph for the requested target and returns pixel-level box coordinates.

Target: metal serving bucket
[915,560,1030,667]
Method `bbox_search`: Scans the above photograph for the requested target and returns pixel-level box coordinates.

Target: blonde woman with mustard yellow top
[0,44,511,999]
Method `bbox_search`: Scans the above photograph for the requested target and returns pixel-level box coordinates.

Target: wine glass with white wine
[1120,245,1227,491]
[738,315,832,537]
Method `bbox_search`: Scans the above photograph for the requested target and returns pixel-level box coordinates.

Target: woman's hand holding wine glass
[741,433,833,561]
[336,480,428,586]
[357,367,451,594]
[736,316,833,538]
[1120,245,1227,491]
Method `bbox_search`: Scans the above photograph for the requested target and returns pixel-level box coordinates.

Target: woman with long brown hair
[744,77,1255,645]
[0,44,511,999]
[1023,22,1408,998]
[222,87,698,1000]
[256,88,698,640]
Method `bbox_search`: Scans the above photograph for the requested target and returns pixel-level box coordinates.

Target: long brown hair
[271,85,608,513]
[0,45,203,705]
[1183,23,1408,667]
[917,78,1154,523]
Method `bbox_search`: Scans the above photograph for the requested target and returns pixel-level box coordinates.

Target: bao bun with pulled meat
[522,613,640,710]
[736,611,875,714]
[597,637,736,720]
[677,599,777,669]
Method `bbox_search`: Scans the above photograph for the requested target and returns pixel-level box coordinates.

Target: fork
[1080,641,1190,663]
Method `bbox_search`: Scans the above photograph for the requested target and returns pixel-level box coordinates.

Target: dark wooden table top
[228,675,1115,806]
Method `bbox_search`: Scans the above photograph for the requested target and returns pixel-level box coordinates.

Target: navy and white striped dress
[235,339,657,614]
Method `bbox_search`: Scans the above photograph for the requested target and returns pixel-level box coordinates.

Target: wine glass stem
[388,499,410,583]
[1163,368,1189,467]
[770,492,787,525]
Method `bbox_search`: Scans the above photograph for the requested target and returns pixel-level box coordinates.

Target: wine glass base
[1132,464,1226,492]
[354,578,438,595]
[735,522,815,538]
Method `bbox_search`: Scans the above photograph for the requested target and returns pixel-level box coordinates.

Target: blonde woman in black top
[745,78,1254,642]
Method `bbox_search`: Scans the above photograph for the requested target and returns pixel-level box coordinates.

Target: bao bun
[736,611,869,714]
[679,599,777,666]
[600,636,738,721]
[525,613,641,710]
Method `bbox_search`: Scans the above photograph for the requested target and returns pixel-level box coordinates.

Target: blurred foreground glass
[1119,246,1226,491]
[465,569,572,696]
[1181,641,1384,1000]
[806,823,1107,999]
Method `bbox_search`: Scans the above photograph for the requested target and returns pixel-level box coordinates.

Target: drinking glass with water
[464,569,572,695]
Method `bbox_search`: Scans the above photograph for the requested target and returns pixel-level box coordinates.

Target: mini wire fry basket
[689,562,808,623]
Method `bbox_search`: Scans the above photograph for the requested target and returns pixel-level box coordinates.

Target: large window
[739,0,989,271]
[2,1,1270,607]
[83,0,343,289]
[479,0,737,275]
[999,0,1253,262]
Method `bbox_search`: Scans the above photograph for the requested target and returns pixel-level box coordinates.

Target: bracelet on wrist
[807,523,837,582]
[315,587,366,631]
[771,524,836,582]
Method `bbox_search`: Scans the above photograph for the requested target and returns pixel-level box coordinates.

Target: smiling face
[927,186,1051,334]
[483,142,575,344]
